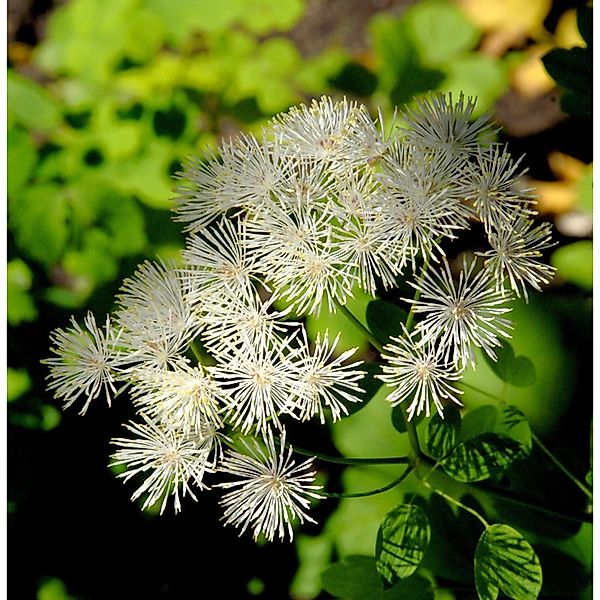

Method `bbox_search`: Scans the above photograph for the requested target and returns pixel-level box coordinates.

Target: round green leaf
[405,0,479,66]
[475,524,542,600]
[440,433,525,482]
[425,406,462,459]
[376,503,430,585]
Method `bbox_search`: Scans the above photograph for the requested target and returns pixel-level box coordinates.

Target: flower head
[408,258,513,367]
[377,327,463,420]
[479,218,557,300]
[44,313,126,414]
[111,416,217,514]
[217,431,323,542]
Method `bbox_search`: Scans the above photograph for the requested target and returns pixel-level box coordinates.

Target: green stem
[322,465,413,499]
[335,300,422,460]
[460,381,499,399]
[532,432,593,501]
[336,301,383,352]
[421,478,489,528]
[293,444,409,466]
[404,252,432,333]
[476,481,592,524]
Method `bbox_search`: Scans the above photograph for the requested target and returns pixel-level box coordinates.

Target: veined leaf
[440,433,525,482]
[425,406,462,459]
[375,503,430,585]
[475,524,542,600]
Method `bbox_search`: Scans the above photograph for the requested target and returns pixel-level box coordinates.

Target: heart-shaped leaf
[375,503,430,585]
[483,340,536,387]
[475,524,542,600]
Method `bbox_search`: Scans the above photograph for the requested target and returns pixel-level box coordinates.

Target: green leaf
[441,433,525,482]
[7,259,38,326]
[369,14,444,103]
[441,54,508,115]
[459,405,498,441]
[322,555,434,600]
[425,406,461,459]
[7,71,61,132]
[576,5,592,48]
[366,299,408,345]
[348,362,384,416]
[238,0,305,34]
[404,0,479,66]
[322,555,385,600]
[482,339,536,387]
[7,127,37,197]
[475,524,542,600]
[542,46,592,118]
[390,405,424,434]
[7,368,32,402]
[375,503,430,585]
[99,193,147,257]
[9,184,68,266]
[551,241,593,291]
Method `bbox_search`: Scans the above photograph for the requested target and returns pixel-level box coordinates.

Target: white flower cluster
[44,94,555,540]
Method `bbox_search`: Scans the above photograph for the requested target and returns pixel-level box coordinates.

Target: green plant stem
[532,432,593,501]
[292,444,410,466]
[460,381,499,399]
[335,300,422,460]
[322,465,413,499]
[475,481,592,524]
[421,478,489,528]
[404,252,432,333]
[336,301,383,352]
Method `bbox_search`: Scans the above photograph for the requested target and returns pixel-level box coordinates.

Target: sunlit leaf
[375,503,430,584]
[404,0,479,66]
[475,524,542,600]
[441,54,508,115]
[238,0,305,34]
[441,433,525,482]
[7,71,61,132]
[425,406,462,459]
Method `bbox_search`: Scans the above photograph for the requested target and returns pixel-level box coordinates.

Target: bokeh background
[7,0,592,598]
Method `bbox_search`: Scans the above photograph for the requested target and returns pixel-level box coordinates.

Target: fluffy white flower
[458,145,536,232]
[480,218,557,300]
[217,431,323,542]
[211,334,303,435]
[291,332,365,423]
[44,312,126,415]
[378,327,463,420]
[116,260,200,369]
[111,416,216,514]
[400,92,496,157]
[408,258,513,367]
[131,363,226,433]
